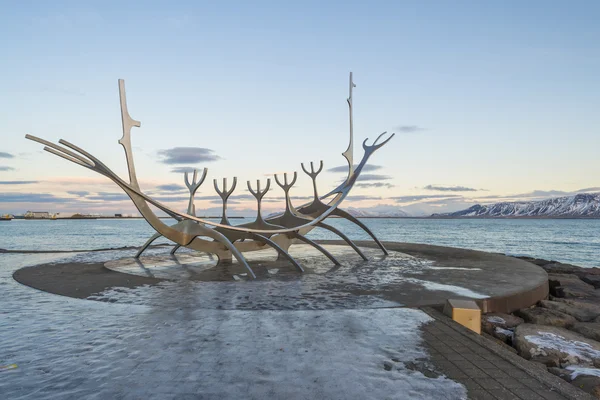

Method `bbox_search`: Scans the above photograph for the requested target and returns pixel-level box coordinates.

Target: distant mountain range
[346,207,410,218]
[433,193,600,218]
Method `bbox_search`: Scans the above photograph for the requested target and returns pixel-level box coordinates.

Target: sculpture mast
[342,72,356,181]
[118,79,142,189]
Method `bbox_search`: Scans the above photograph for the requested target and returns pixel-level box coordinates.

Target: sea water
[1,217,598,268]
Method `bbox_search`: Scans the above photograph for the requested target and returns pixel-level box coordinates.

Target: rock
[544,263,589,275]
[517,256,553,267]
[543,263,600,277]
[596,316,600,323]
[481,313,523,343]
[515,307,576,328]
[571,374,600,398]
[549,297,600,320]
[492,326,514,343]
[513,324,600,367]
[483,313,524,329]
[539,300,600,322]
[548,273,598,299]
[530,355,560,368]
[571,323,600,342]
[548,367,573,381]
[581,275,600,289]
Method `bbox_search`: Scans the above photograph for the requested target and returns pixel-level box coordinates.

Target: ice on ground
[486,316,506,324]
[566,366,600,379]
[406,278,489,299]
[495,327,514,338]
[525,333,600,365]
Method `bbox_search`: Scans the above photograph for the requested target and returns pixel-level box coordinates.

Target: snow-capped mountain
[433,193,600,218]
[346,207,410,218]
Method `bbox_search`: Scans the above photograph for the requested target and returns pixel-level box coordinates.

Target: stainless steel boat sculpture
[26,73,394,279]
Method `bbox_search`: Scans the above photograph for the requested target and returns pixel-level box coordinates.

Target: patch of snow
[486,316,506,324]
[566,366,600,379]
[424,267,482,271]
[407,278,488,299]
[495,327,514,338]
[525,333,600,365]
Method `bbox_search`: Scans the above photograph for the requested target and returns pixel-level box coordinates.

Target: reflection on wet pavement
[1,251,467,399]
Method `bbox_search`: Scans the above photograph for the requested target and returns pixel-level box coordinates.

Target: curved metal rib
[135,232,162,258]
[331,208,388,255]
[290,232,341,265]
[317,222,368,261]
[170,244,181,255]
[249,233,304,272]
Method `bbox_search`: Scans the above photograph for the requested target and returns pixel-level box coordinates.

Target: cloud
[0,193,72,203]
[170,167,200,174]
[344,195,382,202]
[424,185,480,192]
[85,192,130,202]
[0,152,14,159]
[392,194,463,203]
[356,174,392,182]
[67,191,90,197]
[327,164,382,173]
[396,125,425,133]
[355,182,395,189]
[152,196,190,202]
[576,187,600,193]
[0,166,15,171]
[158,147,221,165]
[156,184,186,192]
[0,180,39,185]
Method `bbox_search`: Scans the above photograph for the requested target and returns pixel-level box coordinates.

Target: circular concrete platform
[14,241,548,313]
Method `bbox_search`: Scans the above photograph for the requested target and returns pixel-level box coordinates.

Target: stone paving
[421,307,592,400]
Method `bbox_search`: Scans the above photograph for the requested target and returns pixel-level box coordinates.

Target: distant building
[115,213,123,218]
[24,211,52,219]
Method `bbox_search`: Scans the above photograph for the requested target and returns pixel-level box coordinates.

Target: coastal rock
[539,300,599,322]
[515,307,576,328]
[544,263,589,275]
[581,275,600,289]
[549,297,600,320]
[483,313,524,329]
[571,323,600,343]
[481,313,523,344]
[548,273,597,299]
[482,313,522,332]
[571,375,600,398]
[547,367,573,382]
[517,256,553,267]
[513,324,600,367]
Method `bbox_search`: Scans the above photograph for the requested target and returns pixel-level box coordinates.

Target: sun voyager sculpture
[26,73,394,279]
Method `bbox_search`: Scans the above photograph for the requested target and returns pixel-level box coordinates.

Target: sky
[1,1,599,217]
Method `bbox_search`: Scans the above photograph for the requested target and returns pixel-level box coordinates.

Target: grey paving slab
[421,307,594,400]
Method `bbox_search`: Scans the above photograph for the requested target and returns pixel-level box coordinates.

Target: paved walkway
[421,307,592,400]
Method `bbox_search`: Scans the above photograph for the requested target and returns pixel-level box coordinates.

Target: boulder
[547,367,573,382]
[549,297,600,320]
[517,256,553,267]
[481,313,524,339]
[570,373,600,398]
[548,273,597,299]
[515,307,576,328]
[482,313,524,328]
[571,323,600,342]
[544,263,589,275]
[513,324,600,367]
[581,275,600,289]
[543,262,600,277]
[539,300,600,322]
